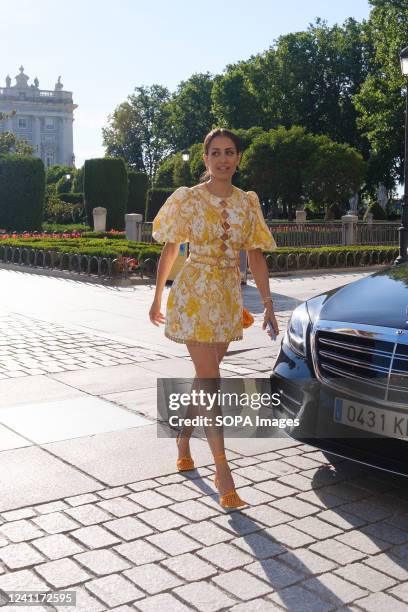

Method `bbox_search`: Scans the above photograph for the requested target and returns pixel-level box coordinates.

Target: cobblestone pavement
[1,267,404,611]
[0,311,293,379]
[1,444,408,611]
[0,315,176,379]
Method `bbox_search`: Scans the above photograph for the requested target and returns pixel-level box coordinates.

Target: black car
[270,263,408,476]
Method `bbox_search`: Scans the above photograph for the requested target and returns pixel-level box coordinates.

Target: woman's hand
[149,298,165,327]
[262,303,279,338]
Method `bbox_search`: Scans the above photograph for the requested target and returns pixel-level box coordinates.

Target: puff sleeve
[152,186,192,244]
[242,191,277,251]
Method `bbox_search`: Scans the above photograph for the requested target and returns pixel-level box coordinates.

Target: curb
[265,264,388,278]
[0,263,155,286]
[0,262,386,285]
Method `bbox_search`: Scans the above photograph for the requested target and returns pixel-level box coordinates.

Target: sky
[0,0,372,168]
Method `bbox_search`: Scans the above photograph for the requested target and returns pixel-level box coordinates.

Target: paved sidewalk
[1,266,408,611]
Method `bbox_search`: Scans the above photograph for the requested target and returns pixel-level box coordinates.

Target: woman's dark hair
[200,128,241,182]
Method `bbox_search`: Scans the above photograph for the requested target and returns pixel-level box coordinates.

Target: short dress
[152,184,277,346]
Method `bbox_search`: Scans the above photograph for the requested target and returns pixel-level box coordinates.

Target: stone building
[0,67,77,167]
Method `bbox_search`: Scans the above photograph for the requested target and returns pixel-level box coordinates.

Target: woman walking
[149,128,279,508]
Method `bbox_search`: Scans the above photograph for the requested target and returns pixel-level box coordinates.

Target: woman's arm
[247,248,279,336]
[149,242,180,326]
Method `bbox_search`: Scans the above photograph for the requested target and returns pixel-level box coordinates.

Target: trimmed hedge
[145,188,174,221]
[363,201,388,221]
[128,171,149,216]
[46,164,74,185]
[42,222,91,232]
[59,192,84,205]
[82,231,125,239]
[0,239,398,271]
[0,237,161,263]
[264,245,399,272]
[0,154,45,231]
[56,175,72,194]
[72,166,84,193]
[84,158,128,230]
[154,156,176,188]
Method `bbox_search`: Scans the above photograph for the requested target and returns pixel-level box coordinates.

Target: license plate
[334,397,408,440]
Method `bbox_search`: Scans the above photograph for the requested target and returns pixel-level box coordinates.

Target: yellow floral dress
[152,184,277,346]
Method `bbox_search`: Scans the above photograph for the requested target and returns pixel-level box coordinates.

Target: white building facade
[0,67,77,168]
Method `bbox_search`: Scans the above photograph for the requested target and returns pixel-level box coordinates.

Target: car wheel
[321,450,345,465]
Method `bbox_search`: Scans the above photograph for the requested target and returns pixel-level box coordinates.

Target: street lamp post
[394,45,408,266]
[181,150,190,163]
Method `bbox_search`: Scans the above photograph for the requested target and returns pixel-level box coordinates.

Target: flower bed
[0,229,125,240]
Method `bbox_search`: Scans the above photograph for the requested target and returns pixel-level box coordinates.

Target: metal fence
[0,242,398,282]
[266,222,342,248]
[140,222,154,243]
[0,245,156,280]
[139,221,400,248]
[356,222,400,246]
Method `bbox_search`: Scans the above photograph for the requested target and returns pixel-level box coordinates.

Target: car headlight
[285,302,311,356]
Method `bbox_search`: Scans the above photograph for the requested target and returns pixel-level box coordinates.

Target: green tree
[46,164,75,185]
[72,165,84,192]
[211,19,370,155]
[173,154,192,187]
[154,155,176,187]
[353,0,408,189]
[102,85,171,180]
[165,73,215,150]
[0,110,33,156]
[212,68,263,129]
[304,135,366,215]
[189,143,205,184]
[56,174,73,194]
[233,127,265,150]
[241,126,365,219]
[274,19,370,150]
[0,132,33,157]
[241,126,316,218]
[102,100,144,170]
[154,150,193,187]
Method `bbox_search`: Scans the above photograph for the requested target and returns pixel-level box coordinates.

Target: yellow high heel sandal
[176,433,195,472]
[213,452,247,509]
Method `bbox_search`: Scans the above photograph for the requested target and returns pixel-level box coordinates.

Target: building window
[18,118,27,129]
[45,118,55,130]
[46,153,54,167]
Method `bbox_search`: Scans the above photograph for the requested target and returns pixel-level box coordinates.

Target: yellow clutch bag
[242,307,254,329]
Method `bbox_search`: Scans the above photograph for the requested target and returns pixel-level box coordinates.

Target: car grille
[313,329,408,407]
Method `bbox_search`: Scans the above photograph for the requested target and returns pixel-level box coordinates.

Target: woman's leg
[215,342,229,365]
[185,342,237,496]
[177,342,229,459]
[176,375,198,459]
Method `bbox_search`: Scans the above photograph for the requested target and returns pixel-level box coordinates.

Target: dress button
[222,222,230,230]
[220,243,228,252]
[221,210,229,219]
